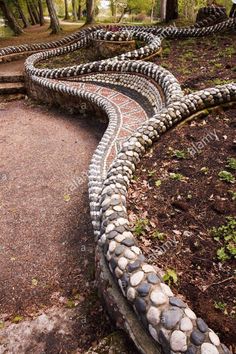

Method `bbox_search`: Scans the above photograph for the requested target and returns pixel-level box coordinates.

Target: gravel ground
[0,99,112,353]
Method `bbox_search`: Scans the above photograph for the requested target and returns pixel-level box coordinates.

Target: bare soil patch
[0,99,111,352]
[128,105,236,352]
[155,32,236,90]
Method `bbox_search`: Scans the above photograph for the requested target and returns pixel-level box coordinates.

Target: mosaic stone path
[0,8,235,354]
[60,80,150,171]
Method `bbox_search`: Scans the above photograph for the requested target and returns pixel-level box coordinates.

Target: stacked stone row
[24,19,235,354]
[98,84,236,354]
[25,55,183,107]
[24,30,164,79]
[30,74,123,234]
[195,6,228,26]
[0,25,104,57]
[1,13,235,354]
[1,14,235,60]
[76,73,165,114]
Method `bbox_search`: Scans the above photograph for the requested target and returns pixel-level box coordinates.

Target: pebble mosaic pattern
[0,8,235,354]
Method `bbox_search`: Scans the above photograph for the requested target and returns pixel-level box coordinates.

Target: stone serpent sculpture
[0,9,235,354]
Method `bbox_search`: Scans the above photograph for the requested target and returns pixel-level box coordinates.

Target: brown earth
[128,106,236,352]
[155,32,236,90]
[128,30,236,352]
[0,23,80,49]
[0,98,114,352]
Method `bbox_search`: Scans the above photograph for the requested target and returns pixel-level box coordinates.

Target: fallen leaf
[64,194,71,202]
[32,278,38,287]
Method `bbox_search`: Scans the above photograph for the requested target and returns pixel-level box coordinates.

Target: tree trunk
[166,0,178,22]
[78,1,82,20]
[46,0,61,34]
[15,0,30,28]
[31,1,40,24]
[160,0,167,21]
[64,0,69,20]
[27,0,36,25]
[118,8,126,23]
[110,0,115,16]
[150,0,155,22]
[85,0,95,24]
[0,0,24,35]
[38,0,45,25]
[72,0,78,21]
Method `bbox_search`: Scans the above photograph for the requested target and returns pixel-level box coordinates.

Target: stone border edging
[1,12,235,354]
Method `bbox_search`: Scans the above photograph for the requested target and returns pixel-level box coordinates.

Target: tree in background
[85,0,95,24]
[14,0,30,28]
[166,0,178,21]
[0,0,24,34]
[38,0,45,25]
[46,0,61,33]
[109,0,157,22]
[26,0,36,24]
[78,0,84,20]
[64,0,69,19]
[72,0,78,20]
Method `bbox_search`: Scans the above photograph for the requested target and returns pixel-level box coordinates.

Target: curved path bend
[0,12,236,354]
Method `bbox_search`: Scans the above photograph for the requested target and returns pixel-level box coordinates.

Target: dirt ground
[0,23,80,49]
[155,32,236,91]
[0,99,113,352]
[128,30,236,353]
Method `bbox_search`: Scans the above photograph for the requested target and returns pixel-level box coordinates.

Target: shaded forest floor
[0,22,81,48]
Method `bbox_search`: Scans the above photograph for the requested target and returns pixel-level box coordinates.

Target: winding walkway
[0,11,235,354]
[0,99,113,353]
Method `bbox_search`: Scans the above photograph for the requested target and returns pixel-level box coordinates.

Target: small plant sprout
[216,247,230,262]
[172,150,187,159]
[229,190,236,201]
[169,172,185,181]
[133,218,149,237]
[66,299,77,309]
[214,301,227,314]
[163,269,178,286]
[226,157,236,171]
[148,170,156,177]
[12,315,24,324]
[155,180,162,188]
[218,171,235,184]
[200,167,209,175]
[152,230,166,241]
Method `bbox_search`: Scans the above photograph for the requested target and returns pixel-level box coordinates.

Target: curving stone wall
[0,9,235,354]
